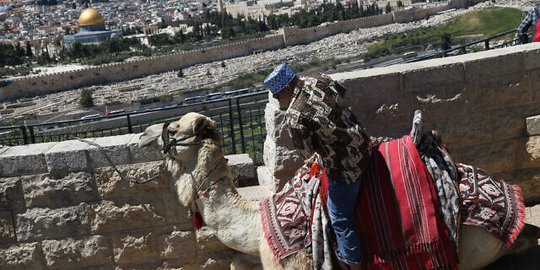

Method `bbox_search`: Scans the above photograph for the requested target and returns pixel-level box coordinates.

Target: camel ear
[192,116,216,136]
[139,123,164,150]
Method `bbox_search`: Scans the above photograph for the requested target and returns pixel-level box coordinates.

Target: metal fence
[0,91,269,164]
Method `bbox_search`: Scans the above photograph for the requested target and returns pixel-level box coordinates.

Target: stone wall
[264,42,540,205]
[0,134,253,269]
[0,3,452,102]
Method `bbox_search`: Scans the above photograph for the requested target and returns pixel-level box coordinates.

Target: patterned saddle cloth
[259,135,458,269]
[458,163,525,247]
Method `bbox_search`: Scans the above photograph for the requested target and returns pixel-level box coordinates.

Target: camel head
[139,112,222,206]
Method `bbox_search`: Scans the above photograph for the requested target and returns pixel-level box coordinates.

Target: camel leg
[458,225,509,270]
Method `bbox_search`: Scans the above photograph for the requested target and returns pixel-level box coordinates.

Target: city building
[64,7,123,45]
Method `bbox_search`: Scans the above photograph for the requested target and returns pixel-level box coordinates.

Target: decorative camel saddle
[259,115,525,270]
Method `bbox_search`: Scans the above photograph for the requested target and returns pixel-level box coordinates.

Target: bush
[79,89,94,108]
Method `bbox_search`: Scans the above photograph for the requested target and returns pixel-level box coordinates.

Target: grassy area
[365,7,524,60]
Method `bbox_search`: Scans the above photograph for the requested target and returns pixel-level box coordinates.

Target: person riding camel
[264,63,372,269]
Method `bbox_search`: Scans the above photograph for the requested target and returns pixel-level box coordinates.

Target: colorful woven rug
[354,135,457,270]
[458,163,525,247]
[259,159,323,260]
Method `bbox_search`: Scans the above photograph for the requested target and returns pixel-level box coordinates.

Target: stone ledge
[526,115,540,136]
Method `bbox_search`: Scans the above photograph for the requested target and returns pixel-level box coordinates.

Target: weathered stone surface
[41,235,113,269]
[0,177,25,210]
[256,166,275,191]
[340,71,410,125]
[90,200,166,233]
[451,140,518,174]
[16,204,91,242]
[112,232,159,265]
[87,134,134,169]
[45,140,93,177]
[0,142,56,177]
[227,154,256,187]
[157,230,196,262]
[263,136,302,191]
[94,161,168,203]
[525,204,540,227]
[433,113,492,148]
[157,261,198,270]
[128,133,163,164]
[518,137,540,170]
[496,169,540,205]
[526,115,540,136]
[197,251,237,270]
[0,210,15,244]
[0,242,46,270]
[21,172,99,208]
[464,71,531,111]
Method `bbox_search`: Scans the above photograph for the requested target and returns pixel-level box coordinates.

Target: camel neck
[192,145,261,255]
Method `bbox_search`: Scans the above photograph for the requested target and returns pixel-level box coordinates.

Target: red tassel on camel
[193,211,205,230]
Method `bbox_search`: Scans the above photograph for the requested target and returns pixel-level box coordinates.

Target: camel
[139,112,540,270]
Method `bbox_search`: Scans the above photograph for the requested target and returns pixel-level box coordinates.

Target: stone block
[341,72,411,125]
[518,137,540,170]
[227,153,256,187]
[463,49,524,79]
[0,210,15,244]
[526,115,540,136]
[430,113,492,148]
[263,136,303,190]
[525,204,540,227]
[45,140,93,177]
[90,200,166,234]
[41,235,113,269]
[16,204,91,242]
[0,142,56,177]
[403,62,465,93]
[112,232,159,265]
[157,230,196,262]
[499,169,540,205]
[264,103,289,142]
[0,242,46,270]
[128,133,164,164]
[256,166,275,191]
[451,140,518,174]
[94,161,168,203]
[0,177,25,210]
[464,71,531,111]
[523,43,540,71]
[21,172,99,208]
[87,134,134,169]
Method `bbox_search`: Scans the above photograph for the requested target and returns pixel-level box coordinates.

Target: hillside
[366,7,524,59]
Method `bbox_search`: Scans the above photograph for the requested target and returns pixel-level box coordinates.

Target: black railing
[0,91,269,164]
[407,28,520,63]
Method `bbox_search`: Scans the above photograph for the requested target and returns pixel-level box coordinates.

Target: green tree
[79,89,94,108]
[385,2,392,14]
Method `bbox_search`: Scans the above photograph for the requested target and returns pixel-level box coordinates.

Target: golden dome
[78,7,104,26]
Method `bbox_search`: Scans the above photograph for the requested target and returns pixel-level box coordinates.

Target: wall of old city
[0,2,456,102]
[264,42,540,205]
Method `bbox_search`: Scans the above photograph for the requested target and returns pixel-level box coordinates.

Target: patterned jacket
[285,75,372,183]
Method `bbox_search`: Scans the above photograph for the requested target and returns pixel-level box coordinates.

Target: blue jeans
[327,172,362,266]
